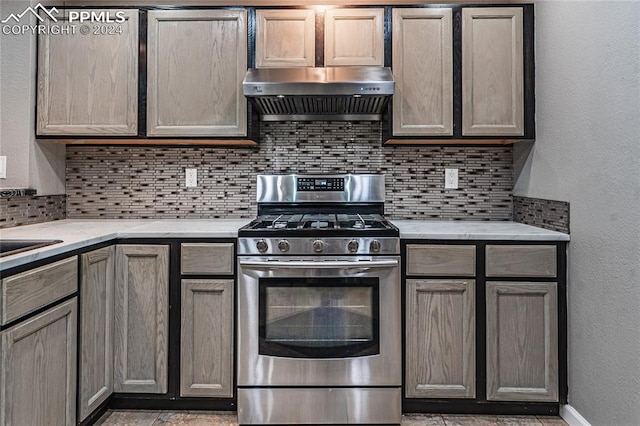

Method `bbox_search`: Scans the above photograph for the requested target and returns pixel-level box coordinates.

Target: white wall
[0,0,66,195]
[514,1,640,424]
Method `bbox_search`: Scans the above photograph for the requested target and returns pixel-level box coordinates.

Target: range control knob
[347,239,359,253]
[256,239,269,253]
[369,240,382,253]
[277,239,291,253]
[312,239,325,253]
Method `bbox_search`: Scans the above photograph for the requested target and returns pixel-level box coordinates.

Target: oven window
[259,278,380,358]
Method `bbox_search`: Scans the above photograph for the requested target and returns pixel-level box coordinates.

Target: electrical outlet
[444,168,458,189]
[0,156,6,179]
[185,168,198,187]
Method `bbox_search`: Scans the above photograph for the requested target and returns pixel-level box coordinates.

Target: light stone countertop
[391,219,570,241]
[0,219,251,272]
[0,218,569,272]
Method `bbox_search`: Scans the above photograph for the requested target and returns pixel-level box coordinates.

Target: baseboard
[561,404,592,426]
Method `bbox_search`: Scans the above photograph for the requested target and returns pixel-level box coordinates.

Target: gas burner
[239,174,399,254]
[302,214,335,230]
[336,214,388,230]
[243,212,395,237]
[307,221,330,229]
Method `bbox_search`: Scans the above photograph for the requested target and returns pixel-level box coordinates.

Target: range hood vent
[243,67,394,121]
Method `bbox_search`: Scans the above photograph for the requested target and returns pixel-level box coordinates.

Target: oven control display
[297,178,345,191]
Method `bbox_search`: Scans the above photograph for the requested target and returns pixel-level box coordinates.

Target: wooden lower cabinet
[180,279,234,397]
[0,299,77,426]
[406,279,476,398]
[79,246,115,421]
[486,281,558,402]
[406,244,476,277]
[181,243,234,275]
[114,245,169,394]
[1,256,77,324]
[486,245,557,278]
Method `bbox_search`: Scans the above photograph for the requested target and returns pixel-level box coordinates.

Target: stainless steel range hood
[243,66,394,121]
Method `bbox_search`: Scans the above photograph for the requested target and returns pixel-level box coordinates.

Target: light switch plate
[185,168,197,187]
[445,168,458,189]
[0,156,6,179]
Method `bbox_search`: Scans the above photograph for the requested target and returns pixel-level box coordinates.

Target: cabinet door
[406,280,475,398]
[180,279,234,397]
[462,7,524,136]
[486,282,558,402]
[392,8,453,136]
[324,8,384,66]
[147,10,247,137]
[114,245,169,393]
[37,10,138,135]
[1,256,77,325]
[256,9,315,68]
[181,242,234,275]
[79,246,115,421]
[406,244,475,277]
[486,245,557,278]
[1,299,77,426]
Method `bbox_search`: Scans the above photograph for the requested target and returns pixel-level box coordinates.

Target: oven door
[237,256,401,387]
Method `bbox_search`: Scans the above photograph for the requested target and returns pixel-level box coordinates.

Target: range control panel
[297,177,345,191]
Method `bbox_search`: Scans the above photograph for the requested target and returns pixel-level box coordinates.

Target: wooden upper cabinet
[324,8,384,66]
[256,9,315,68]
[462,7,524,136]
[392,8,453,136]
[37,10,138,135]
[147,10,247,137]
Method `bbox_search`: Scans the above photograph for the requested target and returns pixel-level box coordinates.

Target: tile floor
[96,410,569,426]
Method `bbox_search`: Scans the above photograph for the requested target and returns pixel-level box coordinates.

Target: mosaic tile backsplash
[66,122,514,220]
[513,196,570,234]
[0,195,66,228]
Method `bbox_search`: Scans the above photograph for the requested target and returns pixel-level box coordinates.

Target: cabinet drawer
[1,256,78,324]
[486,245,557,278]
[406,244,476,277]
[181,243,234,275]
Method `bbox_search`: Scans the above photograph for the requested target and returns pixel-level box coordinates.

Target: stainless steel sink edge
[0,239,64,258]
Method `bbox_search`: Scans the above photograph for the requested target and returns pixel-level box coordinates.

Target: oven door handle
[239,259,398,269]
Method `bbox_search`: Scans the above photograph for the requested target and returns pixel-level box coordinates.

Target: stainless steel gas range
[237,174,401,425]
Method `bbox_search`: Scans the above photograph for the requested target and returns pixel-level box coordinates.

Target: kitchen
[0,1,638,426]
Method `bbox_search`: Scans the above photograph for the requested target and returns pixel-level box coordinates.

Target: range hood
[243,66,394,121]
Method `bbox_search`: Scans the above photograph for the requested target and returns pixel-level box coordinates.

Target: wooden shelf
[47,139,259,147]
[384,139,524,146]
